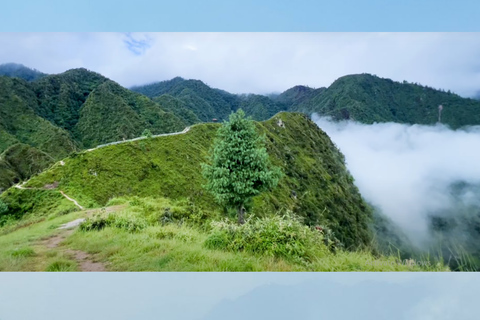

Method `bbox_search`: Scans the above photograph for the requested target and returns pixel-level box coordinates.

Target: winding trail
[59,191,84,210]
[14,183,84,211]
[87,126,191,152]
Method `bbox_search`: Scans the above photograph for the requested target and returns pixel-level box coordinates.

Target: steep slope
[32,68,109,131]
[237,94,288,121]
[132,77,235,122]
[132,78,286,122]
[152,94,201,125]
[295,74,480,128]
[0,143,54,192]
[0,76,77,157]
[275,85,325,110]
[74,81,185,148]
[0,63,47,81]
[7,113,373,249]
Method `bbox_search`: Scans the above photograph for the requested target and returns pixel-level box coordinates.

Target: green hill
[288,74,480,128]
[2,113,373,250]
[73,81,185,148]
[0,76,77,158]
[0,63,47,81]
[0,143,55,193]
[132,78,286,122]
[32,68,109,132]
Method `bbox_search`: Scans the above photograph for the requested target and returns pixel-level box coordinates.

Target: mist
[312,114,480,248]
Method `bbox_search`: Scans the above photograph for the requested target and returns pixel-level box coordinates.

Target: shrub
[9,247,35,258]
[80,210,147,232]
[204,212,330,262]
[0,199,8,215]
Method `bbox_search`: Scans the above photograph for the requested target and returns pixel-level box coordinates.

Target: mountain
[0,63,47,81]
[288,74,480,129]
[32,68,109,132]
[73,80,185,148]
[0,76,77,158]
[0,143,54,193]
[0,69,187,190]
[3,113,373,249]
[131,78,287,122]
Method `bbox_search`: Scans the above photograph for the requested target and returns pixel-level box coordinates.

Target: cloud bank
[312,115,480,244]
[1,33,480,96]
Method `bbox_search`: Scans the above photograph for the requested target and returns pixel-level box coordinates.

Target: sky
[313,115,480,244]
[1,32,480,97]
[0,0,479,32]
[0,273,477,320]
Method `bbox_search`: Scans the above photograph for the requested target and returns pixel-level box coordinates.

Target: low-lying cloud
[312,114,480,245]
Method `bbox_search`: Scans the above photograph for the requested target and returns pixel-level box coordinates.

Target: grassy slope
[10,112,371,249]
[0,199,447,271]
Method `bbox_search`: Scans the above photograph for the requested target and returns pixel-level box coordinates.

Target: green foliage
[45,259,76,271]
[0,188,77,226]
[9,247,35,258]
[204,213,329,263]
[80,210,147,232]
[0,76,77,158]
[74,81,185,148]
[202,109,281,222]
[142,129,153,138]
[11,113,373,249]
[0,199,8,215]
[0,143,55,192]
[290,73,480,129]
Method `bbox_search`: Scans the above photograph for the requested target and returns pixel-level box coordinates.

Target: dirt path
[40,205,126,272]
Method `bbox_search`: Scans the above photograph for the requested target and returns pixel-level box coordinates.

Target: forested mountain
[0,63,47,81]
[0,68,186,189]
[288,73,480,129]
[131,78,287,122]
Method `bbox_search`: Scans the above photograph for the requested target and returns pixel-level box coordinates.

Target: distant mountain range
[2,62,480,191]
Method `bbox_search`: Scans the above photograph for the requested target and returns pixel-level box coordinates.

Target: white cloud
[0,32,479,96]
[312,115,480,243]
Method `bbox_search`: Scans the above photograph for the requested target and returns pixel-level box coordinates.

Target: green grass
[0,210,84,271]
[14,112,373,249]
[0,198,448,271]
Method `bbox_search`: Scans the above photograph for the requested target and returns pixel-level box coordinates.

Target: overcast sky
[0,273,477,320]
[0,32,479,97]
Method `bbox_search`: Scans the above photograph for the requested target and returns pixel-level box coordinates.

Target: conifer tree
[202,109,281,224]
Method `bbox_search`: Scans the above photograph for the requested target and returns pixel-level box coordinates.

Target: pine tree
[202,109,281,224]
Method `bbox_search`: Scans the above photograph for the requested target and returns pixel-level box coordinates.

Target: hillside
[2,113,373,249]
[0,63,47,81]
[0,76,77,158]
[131,78,287,122]
[0,143,54,193]
[0,69,187,190]
[288,74,480,128]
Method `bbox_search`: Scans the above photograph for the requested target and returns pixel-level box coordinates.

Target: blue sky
[0,0,479,31]
[0,273,478,320]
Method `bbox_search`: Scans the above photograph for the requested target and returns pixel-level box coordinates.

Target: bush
[80,210,147,232]
[204,212,330,262]
[0,199,8,215]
